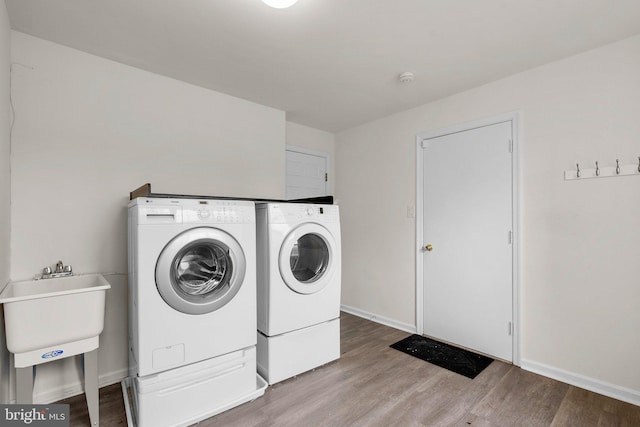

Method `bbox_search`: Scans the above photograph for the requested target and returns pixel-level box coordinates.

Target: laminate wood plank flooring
[58,312,640,426]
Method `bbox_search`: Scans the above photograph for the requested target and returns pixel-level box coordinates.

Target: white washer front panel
[129,198,257,377]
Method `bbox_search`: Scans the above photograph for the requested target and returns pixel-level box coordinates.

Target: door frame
[286,145,331,197]
[415,112,521,365]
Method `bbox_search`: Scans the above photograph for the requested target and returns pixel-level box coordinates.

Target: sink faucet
[38,261,73,279]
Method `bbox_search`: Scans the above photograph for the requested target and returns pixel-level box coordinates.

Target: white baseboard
[521,359,640,407]
[31,368,129,404]
[340,304,416,334]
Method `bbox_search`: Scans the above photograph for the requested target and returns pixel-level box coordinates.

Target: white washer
[128,197,259,426]
[256,203,341,384]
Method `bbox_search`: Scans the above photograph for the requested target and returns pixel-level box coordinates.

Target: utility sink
[0,274,111,367]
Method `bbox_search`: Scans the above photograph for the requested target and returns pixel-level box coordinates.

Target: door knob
[424,244,433,251]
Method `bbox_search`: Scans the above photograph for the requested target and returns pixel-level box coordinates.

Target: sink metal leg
[16,366,34,404]
[84,350,99,427]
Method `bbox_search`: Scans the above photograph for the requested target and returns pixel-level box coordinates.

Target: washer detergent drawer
[135,346,256,427]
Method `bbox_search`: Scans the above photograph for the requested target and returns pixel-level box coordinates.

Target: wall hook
[595,161,600,176]
[576,163,581,178]
[616,159,621,175]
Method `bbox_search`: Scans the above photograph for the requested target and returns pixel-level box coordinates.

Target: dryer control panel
[262,203,339,224]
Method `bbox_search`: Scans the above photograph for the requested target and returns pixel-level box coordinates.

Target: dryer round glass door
[156,227,246,315]
[279,223,336,294]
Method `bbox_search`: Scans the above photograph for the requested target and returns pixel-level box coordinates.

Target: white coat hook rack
[565,157,640,180]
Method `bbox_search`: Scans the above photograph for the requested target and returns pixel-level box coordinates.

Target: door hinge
[508,321,513,336]
[508,139,513,153]
[325,173,328,182]
[508,230,513,244]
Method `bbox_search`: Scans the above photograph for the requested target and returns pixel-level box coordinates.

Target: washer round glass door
[156,227,246,315]
[279,223,336,294]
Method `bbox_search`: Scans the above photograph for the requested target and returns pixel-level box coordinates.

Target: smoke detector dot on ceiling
[398,72,415,83]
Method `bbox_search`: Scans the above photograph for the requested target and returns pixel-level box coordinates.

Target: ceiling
[6,0,640,132]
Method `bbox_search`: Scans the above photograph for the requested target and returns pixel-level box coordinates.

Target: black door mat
[390,334,493,379]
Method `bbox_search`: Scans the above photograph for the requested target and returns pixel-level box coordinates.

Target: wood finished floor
[59,312,640,426]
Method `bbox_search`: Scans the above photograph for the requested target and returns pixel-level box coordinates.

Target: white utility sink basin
[0,274,111,367]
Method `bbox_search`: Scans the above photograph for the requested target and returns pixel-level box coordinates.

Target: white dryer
[128,197,260,426]
[256,203,341,384]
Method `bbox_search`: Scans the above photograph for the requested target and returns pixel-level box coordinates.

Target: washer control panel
[185,201,255,224]
[133,198,255,224]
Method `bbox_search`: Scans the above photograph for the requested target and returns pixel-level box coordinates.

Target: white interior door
[422,121,513,361]
[286,148,328,199]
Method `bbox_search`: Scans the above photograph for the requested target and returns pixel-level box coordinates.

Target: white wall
[0,0,11,404]
[285,121,335,195]
[336,34,640,400]
[10,31,285,402]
